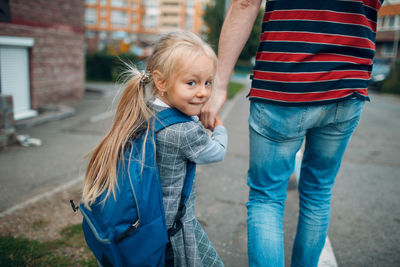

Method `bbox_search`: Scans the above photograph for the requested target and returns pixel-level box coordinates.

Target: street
[0,82,399,266]
[329,91,400,266]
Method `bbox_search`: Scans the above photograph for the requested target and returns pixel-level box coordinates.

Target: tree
[203,0,225,54]
[203,0,263,63]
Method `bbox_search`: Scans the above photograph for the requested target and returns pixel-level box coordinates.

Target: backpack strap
[154,108,196,202]
[154,108,197,237]
[154,108,193,133]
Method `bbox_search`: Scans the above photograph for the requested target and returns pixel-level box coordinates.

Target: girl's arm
[194,124,227,165]
[178,118,227,164]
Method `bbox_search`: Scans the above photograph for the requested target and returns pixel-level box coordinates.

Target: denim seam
[316,105,326,128]
[258,102,264,128]
[298,107,307,135]
[334,101,342,123]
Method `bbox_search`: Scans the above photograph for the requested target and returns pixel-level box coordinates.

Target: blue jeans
[247,98,365,267]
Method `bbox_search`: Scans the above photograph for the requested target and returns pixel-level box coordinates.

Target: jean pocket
[333,99,365,133]
[249,102,305,142]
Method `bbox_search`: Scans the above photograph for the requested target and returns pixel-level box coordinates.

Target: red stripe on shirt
[350,0,382,10]
[248,88,369,103]
[256,52,373,65]
[253,70,371,82]
[261,31,375,50]
[263,10,376,31]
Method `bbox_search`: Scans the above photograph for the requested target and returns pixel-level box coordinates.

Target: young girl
[82,31,227,267]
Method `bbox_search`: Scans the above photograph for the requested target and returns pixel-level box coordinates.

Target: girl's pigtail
[82,67,153,208]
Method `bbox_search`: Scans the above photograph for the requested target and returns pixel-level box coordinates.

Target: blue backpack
[77,108,196,267]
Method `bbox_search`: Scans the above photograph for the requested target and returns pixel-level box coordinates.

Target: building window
[162,2,179,7]
[388,16,395,29]
[111,10,128,26]
[85,0,97,4]
[85,8,97,25]
[142,15,158,29]
[111,0,127,7]
[99,31,108,40]
[162,12,178,17]
[100,9,108,17]
[162,23,178,28]
[186,14,193,29]
[100,20,108,27]
[132,23,138,30]
[186,0,194,8]
[383,42,394,56]
[85,31,96,38]
[144,0,158,8]
[377,17,383,29]
[100,0,107,5]
[0,0,11,22]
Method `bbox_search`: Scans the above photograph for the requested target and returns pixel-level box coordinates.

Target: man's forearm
[217,0,262,90]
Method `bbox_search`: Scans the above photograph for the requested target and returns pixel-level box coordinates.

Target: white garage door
[0,36,37,120]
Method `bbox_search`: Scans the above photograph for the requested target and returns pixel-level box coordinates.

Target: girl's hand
[203,114,223,131]
[214,114,223,128]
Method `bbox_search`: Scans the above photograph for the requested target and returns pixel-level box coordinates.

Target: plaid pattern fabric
[153,105,224,267]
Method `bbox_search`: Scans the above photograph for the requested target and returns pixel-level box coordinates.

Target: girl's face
[157,53,215,116]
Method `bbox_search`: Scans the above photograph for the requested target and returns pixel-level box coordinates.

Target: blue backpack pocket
[81,206,169,267]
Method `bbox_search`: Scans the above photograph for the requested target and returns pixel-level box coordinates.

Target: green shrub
[234,60,254,75]
[381,61,400,95]
[86,52,139,82]
[227,81,244,99]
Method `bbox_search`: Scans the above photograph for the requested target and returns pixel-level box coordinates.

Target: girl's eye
[187,81,195,86]
[205,81,212,86]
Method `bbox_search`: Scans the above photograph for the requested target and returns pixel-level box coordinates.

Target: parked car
[370,58,392,90]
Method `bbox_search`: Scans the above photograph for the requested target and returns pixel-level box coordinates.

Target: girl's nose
[197,84,209,98]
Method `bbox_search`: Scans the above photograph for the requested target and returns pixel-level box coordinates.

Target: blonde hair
[82,30,217,207]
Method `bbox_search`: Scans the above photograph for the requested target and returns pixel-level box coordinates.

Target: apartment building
[376,1,400,59]
[85,0,209,53]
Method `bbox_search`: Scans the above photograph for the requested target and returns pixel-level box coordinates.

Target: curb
[15,104,75,129]
[0,176,84,219]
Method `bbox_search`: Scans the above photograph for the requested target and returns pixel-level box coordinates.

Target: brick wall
[0,95,16,148]
[0,0,85,109]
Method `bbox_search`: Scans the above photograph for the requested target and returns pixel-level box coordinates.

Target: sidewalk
[0,82,119,214]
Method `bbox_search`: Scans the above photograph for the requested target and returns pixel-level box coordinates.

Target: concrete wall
[0,0,85,109]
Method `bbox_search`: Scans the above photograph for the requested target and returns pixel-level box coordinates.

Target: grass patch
[227,81,244,99]
[0,224,97,266]
[31,219,49,231]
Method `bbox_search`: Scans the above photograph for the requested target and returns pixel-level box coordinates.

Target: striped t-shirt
[249,0,384,105]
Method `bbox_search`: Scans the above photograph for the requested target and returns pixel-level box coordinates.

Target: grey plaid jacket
[152,104,226,267]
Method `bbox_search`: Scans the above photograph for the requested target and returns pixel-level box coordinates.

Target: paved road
[0,81,399,266]
[329,91,400,266]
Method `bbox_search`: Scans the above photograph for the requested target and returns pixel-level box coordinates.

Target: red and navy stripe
[249,0,384,105]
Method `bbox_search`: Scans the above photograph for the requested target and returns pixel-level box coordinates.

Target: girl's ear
[152,70,167,94]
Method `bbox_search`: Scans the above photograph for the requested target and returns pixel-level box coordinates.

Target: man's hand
[200,86,227,130]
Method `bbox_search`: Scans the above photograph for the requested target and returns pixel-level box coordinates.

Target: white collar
[153,97,170,108]
[152,98,199,122]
